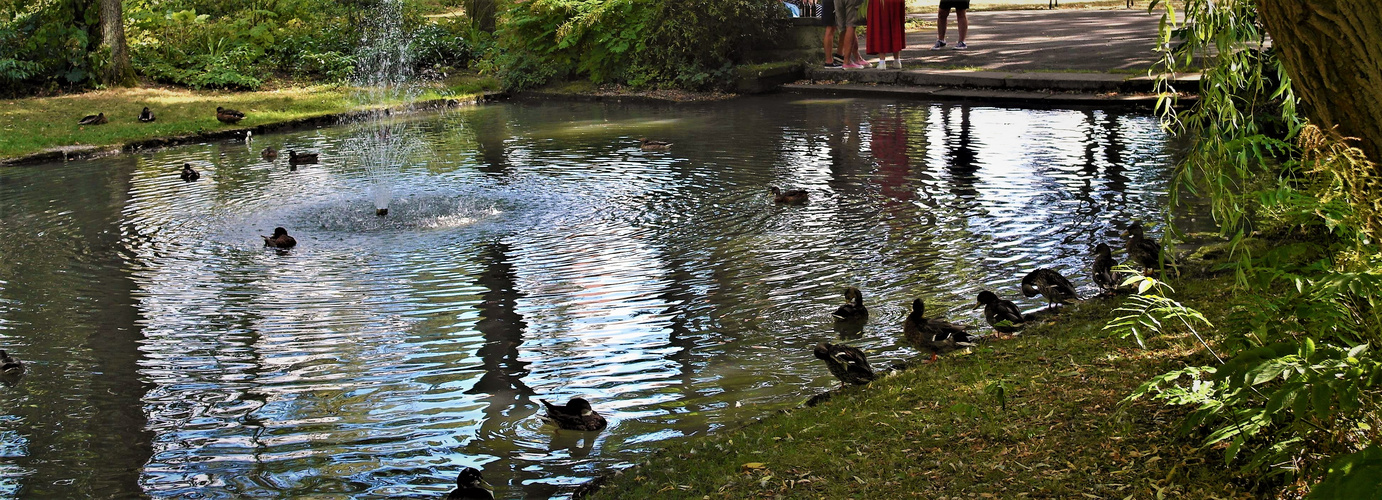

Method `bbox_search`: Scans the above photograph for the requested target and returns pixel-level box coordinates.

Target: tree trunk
[465,0,496,32]
[1256,1,1382,162]
[99,0,136,86]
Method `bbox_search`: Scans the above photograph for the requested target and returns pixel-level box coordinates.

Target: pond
[0,94,1182,498]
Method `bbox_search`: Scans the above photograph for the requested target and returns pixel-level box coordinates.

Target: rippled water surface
[0,95,1185,498]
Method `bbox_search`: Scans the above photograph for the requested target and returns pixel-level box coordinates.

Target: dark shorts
[821,0,836,28]
[939,0,969,9]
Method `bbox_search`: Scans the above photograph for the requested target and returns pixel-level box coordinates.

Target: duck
[973,290,1034,336]
[639,138,672,151]
[287,150,318,165]
[813,342,877,387]
[770,186,808,204]
[539,397,607,431]
[1123,222,1173,273]
[216,106,245,124]
[0,350,23,375]
[1021,268,1080,309]
[1092,242,1122,294]
[179,163,200,182]
[831,287,868,322]
[261,147,278,161]
[446,467,494,500]
[138,107,156,123]
[261,227,297,248]
[902,298,977,363]
[78,113,107,125]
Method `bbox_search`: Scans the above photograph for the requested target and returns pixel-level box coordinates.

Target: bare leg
[937,7,950,42]
[823,25,837,65]
[957,9,968,42]
[843,26,864,65]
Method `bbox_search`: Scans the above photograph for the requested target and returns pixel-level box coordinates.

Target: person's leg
[823,25,837,65]
[934,7,950,49]
[957,9,967,42]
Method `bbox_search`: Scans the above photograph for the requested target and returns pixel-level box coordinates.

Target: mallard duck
[261,147,278,161]
[216,106,245,124]
[446,467,494,500]
[813,342,877,386]
[1092,242,1122,294]
[78,113,107,125]
[288,150,318,165]
[138,107,156,123]
[1022,268,1080,309]
[973,290,1033,336]
[1123,222,1174,273]
[831,287,868,322]
[261,227,297,248]
[770,186,808,204]
[639,138,672,151]
[0,350,23,375]
[539,397,607,431]
[903,298,977,363]
[179,163,200,182]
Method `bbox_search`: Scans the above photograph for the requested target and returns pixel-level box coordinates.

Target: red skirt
[866,0,906,55]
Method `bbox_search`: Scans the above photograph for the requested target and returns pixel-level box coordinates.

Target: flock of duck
[35,123,1175,497]
[814,217,1174,389]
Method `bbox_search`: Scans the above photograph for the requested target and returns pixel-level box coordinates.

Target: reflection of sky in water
[0,95,1185,499]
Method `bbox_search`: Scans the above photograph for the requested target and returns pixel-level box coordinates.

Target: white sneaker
[930,40,947,50]
[894,60,903,69]
[876,59,887,69]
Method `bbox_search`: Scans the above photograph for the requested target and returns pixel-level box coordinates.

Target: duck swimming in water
[831,287,868,322]
[179,163,200,182]
[813,342,877,387]
[974,290,1033,336]
[261,147,278,161]
[639,138,672,151]
[288,150,318,165]
[1021,268,1080,309]
[903,298,978,363]
[770,186,808,204]
[539,397,607,431]
[0,350,23,375]
[446,467,494,500]
[261,227,297,248]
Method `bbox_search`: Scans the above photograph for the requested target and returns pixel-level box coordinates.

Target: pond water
[0,95,1182,499]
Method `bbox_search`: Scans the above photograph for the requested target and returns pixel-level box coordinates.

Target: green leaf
[1308,446,1382,500]
[1311,382,1333,420]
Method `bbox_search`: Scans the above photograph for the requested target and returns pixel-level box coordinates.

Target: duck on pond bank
[903,298,978,363]
[814,342,877,387]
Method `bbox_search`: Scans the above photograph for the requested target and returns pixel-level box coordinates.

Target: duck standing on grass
[179,163,200,182]
[216,106,245,124]
[831,286,869,322]
[814,342,877,387]
[78,113,107,125]
[446,467,494,500]
[1021,268,1080,310]
[0,350,23,375]
[1092,242,1123,295]
[770,186,808,204]
[1123,221,1175,274]
[903,298,978,363]
[261,227,297,249]
[974,290,1033,337]
[539,397,607,431]
[138,107,156,123]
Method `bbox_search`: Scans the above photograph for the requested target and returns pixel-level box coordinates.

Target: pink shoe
[843,62,866,69]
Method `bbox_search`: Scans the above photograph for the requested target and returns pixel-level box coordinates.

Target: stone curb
[805,67,1200,93]
[782,82,1195,108]
[0,92,507,167]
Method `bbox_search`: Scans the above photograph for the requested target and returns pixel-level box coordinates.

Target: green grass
[0,75,497,161]
[594,272,1258,499]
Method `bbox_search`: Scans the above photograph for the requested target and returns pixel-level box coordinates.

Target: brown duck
[1021,268,1080,309]
[179,163,200,182]
[1092,242,1123,294]
[138,107,156,123]
[446,467,494,500]
[262,227,297,248]
[261,147,279,161]
[831,286,868,322]
[1123,222,1174,273]
[974,290,1033,336]
[78,113,107,125]
[770,186,808,204]
[0,350,23,375]
[539,397,607,431]
[903,298,977,363]
[216,106,245,124]
[639,138,672,151]
[288,150,318,165]
[814,342,877,387]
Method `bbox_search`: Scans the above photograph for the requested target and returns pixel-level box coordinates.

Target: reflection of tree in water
[462,108,514,176]
[1068,110,1133,244]
[941,105,979,205]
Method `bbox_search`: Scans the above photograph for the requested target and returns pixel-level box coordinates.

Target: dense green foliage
[1116,1,1382,496]
[493,0,785,91]
[1,0,477,93]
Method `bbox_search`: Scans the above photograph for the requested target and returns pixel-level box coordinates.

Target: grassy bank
[0,75,496,161]
[594,269,1258,499]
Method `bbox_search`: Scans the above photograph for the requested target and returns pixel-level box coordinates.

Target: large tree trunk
[1257,1,1382,162]
[465,0,497,32]
[99,0,135,86]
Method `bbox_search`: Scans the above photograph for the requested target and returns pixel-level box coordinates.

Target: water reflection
[0,95,1188,498]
